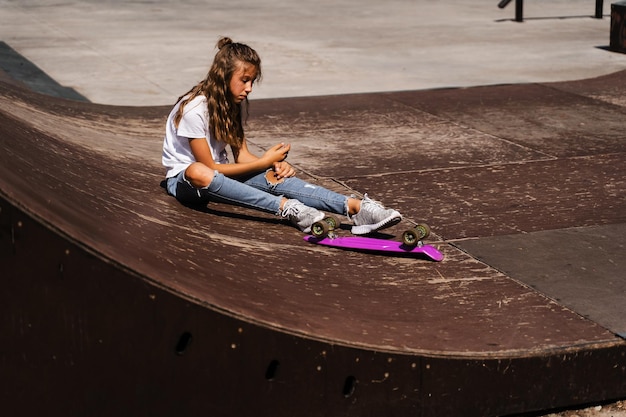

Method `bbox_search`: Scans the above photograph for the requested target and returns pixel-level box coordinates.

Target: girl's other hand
[273,161,295,180]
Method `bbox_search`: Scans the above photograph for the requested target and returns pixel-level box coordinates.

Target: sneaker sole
[351,212,402,235]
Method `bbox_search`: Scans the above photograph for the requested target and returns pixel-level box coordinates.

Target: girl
[162,37,401,234]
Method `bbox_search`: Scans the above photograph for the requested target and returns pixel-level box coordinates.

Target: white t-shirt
[162,95,229,178]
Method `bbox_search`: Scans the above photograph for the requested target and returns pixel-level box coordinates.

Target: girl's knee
[185,163,214,188]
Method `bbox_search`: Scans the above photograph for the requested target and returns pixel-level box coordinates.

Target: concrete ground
[0,0,625,106]
[1,1,625,416]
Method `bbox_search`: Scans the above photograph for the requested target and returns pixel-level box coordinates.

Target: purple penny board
[303,236,444,262]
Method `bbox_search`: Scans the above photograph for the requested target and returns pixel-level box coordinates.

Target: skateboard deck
[303,235,444,262]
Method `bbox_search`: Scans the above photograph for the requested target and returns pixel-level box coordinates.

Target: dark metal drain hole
[343,376,357,398]
[265,360,280,380]
[175,332,193,355]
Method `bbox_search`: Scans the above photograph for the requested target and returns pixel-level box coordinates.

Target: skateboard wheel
[402,223,431,247]
[311,220,330,238]
[324,215,339,230]
[402,229,419,247]
[414,223,431,240]
[311,216,339,238]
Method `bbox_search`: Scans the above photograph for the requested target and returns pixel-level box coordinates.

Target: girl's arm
[232,138,262,164]
[189,136,289,177]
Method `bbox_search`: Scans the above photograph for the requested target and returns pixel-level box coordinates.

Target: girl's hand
[262,143,291,164]
[273,161,295,180]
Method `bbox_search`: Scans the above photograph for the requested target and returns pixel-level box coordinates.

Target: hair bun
[216,37,233,50]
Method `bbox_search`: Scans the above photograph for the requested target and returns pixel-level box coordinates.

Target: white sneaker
[280,199,326,233]
[350,194,402,235]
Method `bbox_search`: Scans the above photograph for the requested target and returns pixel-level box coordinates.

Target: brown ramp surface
[1,71,625,416]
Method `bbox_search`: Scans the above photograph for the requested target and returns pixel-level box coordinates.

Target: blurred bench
[498,0,605,22]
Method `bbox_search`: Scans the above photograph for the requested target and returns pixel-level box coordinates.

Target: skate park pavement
[1,0,626,106]
[1,1,626,416]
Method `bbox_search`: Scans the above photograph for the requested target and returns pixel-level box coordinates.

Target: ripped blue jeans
[166,169,349,216]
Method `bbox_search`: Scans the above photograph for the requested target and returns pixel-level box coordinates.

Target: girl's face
[229,62,258,104]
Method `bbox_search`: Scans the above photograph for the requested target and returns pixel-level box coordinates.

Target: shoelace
[281,203,300,218]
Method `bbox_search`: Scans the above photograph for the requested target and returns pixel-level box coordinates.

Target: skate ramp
[1,72,625,416]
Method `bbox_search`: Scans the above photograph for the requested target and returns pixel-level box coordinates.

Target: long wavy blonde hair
[174,37,262,148]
